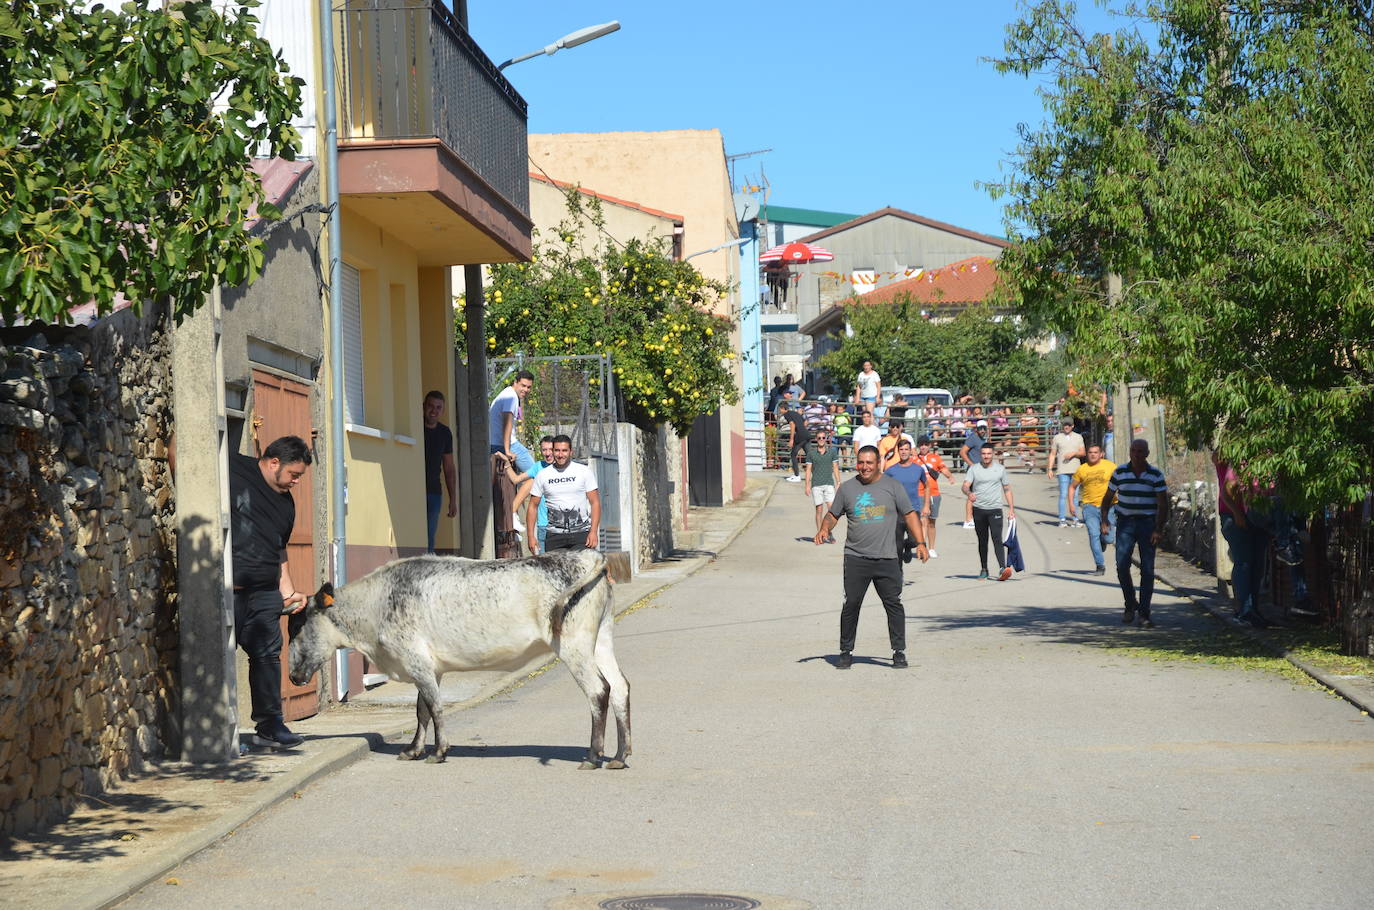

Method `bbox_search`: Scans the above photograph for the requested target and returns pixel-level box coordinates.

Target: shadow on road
[370,741,588,765]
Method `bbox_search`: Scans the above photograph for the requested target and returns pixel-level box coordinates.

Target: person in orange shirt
[876,419,913,473]
[912,435,956,558]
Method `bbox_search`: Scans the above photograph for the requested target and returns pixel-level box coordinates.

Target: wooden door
[251,369,319,721]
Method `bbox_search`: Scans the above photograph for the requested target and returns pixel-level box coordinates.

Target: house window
[341,262,365,425]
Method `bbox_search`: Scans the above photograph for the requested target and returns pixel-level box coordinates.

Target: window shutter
[341,263,365,425]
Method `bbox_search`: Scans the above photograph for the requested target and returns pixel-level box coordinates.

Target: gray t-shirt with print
[965,462,1009,510]
[829,474,914,559]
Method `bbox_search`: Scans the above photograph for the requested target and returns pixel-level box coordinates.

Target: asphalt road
[118,473,1374,910]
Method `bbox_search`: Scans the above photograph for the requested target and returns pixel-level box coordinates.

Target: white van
[883,386,953,407]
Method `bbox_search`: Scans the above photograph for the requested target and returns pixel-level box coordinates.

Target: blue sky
[469,1,1122,238]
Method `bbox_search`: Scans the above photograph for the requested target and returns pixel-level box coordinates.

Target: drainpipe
[320,0,346,587]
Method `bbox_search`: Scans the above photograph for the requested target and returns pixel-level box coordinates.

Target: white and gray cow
[288,548,630,769]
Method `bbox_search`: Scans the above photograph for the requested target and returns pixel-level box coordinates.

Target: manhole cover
[597,896,760,910]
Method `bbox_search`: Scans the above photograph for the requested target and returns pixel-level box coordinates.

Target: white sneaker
[928,549,938,558]
[512,512,526,535]
[962,520,975,529]
[786,475,802,483]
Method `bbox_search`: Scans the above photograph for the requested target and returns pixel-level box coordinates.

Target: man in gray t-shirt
[962,445,1016,581]
[815,445,928,670]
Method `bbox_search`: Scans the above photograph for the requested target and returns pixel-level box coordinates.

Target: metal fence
[488,354,622,552]
[335,0,530,215]
[763,399,1092,472]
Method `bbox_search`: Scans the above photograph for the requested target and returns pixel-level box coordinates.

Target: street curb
[1153,568,1374,716]
[82,474,782,910]
[85,733,382,910]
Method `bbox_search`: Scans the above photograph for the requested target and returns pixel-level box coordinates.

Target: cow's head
[287,582,336,686]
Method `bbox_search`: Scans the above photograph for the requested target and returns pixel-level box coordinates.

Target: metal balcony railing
[335,0,530,216]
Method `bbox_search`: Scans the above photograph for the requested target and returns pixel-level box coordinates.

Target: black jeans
[840,556,905,653]
[234,587,284,726]
[545,531,591,552]
[972,506,1006,571]
[789,437,810,476]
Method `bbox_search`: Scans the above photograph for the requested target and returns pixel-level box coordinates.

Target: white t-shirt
[852,424,883,450]
[531,460,599,534]
[855,370,881,399]
[488,386,521,447]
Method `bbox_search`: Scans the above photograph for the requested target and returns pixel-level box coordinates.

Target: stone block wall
[627,424,680,568]
[0,306,177,839]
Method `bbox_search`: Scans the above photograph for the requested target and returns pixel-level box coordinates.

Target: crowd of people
[776,360,1169,668]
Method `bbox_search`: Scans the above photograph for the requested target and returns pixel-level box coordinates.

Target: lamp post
[497,21,621,71]
[685,237,749,260]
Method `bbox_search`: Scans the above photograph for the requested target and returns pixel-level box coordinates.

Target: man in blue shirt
[1100,438,1169,627]
[885,439,930,564]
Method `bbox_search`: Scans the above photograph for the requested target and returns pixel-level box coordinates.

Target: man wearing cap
[959,421,993,528]
[876,418,914,473]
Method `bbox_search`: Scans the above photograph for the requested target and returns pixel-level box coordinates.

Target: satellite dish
[734,193,759,223]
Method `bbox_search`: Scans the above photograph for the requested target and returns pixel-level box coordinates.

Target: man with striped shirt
[1099,438,1169,627]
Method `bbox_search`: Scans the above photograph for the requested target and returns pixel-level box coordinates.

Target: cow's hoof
[398,750,423,761]
[605,759,628,770]
[577,760,600,770]
[425,752,447,764]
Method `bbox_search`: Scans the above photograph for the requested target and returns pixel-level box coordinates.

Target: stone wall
[627,424,682,568]
[0,305,177,839]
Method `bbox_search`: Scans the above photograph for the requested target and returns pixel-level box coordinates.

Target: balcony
[334,0,532,264]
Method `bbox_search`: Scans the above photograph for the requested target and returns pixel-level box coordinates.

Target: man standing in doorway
[422,390,457,553]
[1100,438,1169,628]
[526,435,601,554]
[229,435,311,749]
[1068,442,1117,574]
[912,436,954,558]
[489,369,536,532]
[853,360,882,410]
[815,446,928,669]
[804,429,841,543]
[962,445,1016,581]
[1048,418,1087,528]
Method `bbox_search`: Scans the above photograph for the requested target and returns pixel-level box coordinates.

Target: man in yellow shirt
[1068,443,1117,574]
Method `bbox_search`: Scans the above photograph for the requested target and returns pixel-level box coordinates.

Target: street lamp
[685,237,749,260]
[497,21,621,71]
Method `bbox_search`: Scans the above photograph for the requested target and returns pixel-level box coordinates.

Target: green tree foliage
[0,0,303,324]
[816,296,1069,402]
[992,0,1374,511]
[478,192,739,435]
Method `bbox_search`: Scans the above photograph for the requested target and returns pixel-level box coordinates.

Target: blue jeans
[1220,512,1269,620]
[1057,473,1077,522]
[1081,502,1116,568]
[491,440,536,474]
[426,493,443,552]
[1114,514,1158,615]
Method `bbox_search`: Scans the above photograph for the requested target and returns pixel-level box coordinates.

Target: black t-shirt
[229,454,297,589]
[784,410,809,443]
[423,422,454,496]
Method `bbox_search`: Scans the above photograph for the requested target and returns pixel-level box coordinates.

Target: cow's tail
[550,556,610,639]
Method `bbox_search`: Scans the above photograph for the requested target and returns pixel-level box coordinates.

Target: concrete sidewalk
[0,475,779,910]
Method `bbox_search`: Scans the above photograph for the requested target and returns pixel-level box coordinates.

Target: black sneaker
[836,651,853,670]
[255,718,303,749]
[900,542,913,564]
[1094,564,1106,575]
[1140,616,1156,629]
[1121,608,1135,625]
[978,569,989,580]
[892,651,908,669]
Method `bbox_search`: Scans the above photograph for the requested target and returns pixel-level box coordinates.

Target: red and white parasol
[758,241,834,264]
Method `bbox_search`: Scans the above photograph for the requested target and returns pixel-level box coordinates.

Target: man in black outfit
[782,401,810,483]
[421,390,456,552]
[229,435,312,748]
